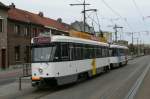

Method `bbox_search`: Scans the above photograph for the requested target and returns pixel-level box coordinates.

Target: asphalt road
[40,56,150,99]
[135,62,150,99]
[1,56,150,99]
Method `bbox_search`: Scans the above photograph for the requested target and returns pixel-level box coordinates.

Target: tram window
[32,44,57,62]
[86,45,90,59]
[104,47,106,57]
[99,47,102,58]
[93,46,96,58]
[102,47,104,57]
[105,47,109,57]
[69,43,74,61]
[122,49,125,55]
[80,44,84,59]
[96,47,99,58]
[102,47,105,57]
[109,48,113,57]
[120,49,122,55]
[89,47,93,58]
[84,45,88,59]
[53,44,60,62]
[119,49,124,56]
[86,46,89,59]
[112,48,117,56]
[104,47,107,57]
[74,44,79,60]
[79,44,83,60]
[118,49,120,56]
[116,48,119,56]
[92,46,95,58]
[83,45,85,59]
[76,47,81,60]
[83,45,86,59]
[73,44,76,60]
[60,43,69,61]
[89,46,93,59]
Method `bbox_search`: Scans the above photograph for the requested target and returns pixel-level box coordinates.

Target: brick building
[0,2,69,69]
[0,2,9,69]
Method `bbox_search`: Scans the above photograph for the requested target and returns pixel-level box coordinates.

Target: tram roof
[51,36,109,46]
[110,44,128,49]
[32,35,109,46]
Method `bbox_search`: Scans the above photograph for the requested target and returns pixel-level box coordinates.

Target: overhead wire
[95,11,102,33]
[132,0,144,20]
[101,0,122,18]
[132,0,150,41]
[132,0,149,34]
[101,0,134,32]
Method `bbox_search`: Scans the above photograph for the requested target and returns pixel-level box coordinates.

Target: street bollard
[23,64,25,76]
[19,77,22,91]
[26,64,28,76]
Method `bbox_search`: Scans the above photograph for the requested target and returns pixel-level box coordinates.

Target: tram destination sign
[33,36,51,44]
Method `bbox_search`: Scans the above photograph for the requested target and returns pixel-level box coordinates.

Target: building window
[15,46,20,61]
[0,19,4,32]
[32,28,37,37]
[24,46,30,63]
[24,27,29,36]
[14,25,21,35]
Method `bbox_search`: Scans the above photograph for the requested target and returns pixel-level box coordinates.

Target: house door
[1,49,6,69]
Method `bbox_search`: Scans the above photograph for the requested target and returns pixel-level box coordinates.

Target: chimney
[9,3,15,8]
[57,18,62,23]
[38,12,44,17]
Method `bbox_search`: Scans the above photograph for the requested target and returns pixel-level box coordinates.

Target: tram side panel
[32,57,109,85]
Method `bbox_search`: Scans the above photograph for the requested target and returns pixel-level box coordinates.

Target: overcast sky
[1,0,150,44]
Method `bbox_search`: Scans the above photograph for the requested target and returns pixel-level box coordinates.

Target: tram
[109,44,129,69]
[31,35,110,86]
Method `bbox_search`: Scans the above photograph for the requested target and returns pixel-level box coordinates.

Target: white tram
[31,35,110,86]
[109,44,129,69]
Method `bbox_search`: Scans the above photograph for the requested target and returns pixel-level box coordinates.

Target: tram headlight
[38,68,43,74]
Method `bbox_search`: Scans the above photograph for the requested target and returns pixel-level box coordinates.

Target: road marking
[124,63,150,99]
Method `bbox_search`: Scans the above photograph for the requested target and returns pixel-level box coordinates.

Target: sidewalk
[135,67,150,99]
[0,68,23,79]
[0,78,33,99]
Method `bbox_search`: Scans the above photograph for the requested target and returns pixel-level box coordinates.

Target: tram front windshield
[32,45,56,62]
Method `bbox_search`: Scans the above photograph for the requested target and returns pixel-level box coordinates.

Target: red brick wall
[0,9,8,68]
[7,19,47,66]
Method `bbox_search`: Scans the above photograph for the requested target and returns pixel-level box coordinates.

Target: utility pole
[137,38,139,56]
[83,0,86,32]
[70,0,90,32]
[70,0,97,33]
[114,24,117,42]
[131,32,134,45]
[134,37,139,56]
[113,24,123,42]
[131,32,134,56]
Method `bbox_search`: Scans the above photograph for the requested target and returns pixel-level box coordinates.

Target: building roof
[8,7,69,32]
[0,2,9,10]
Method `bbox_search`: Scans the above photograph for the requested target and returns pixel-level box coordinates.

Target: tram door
[1,49,6,69]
